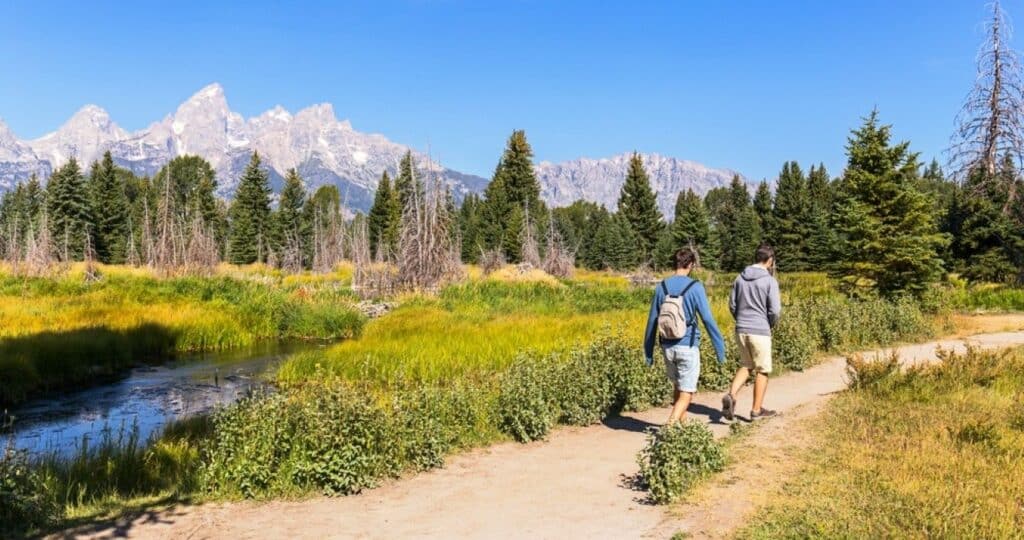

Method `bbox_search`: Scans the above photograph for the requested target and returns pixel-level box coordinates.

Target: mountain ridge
[0,84,749,213]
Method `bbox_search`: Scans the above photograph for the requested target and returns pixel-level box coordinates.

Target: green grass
[0,264,365,405]
[737,346,1024,539]
[0,268,962,536]
[951,280,1024,312]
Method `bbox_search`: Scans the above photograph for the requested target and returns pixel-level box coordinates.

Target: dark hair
[675,247,698,270]
[755,243,775,264]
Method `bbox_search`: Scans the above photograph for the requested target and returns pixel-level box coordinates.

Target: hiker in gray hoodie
[722,244,781,421]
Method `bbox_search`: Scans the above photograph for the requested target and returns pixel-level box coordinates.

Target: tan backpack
[657,280,698,340]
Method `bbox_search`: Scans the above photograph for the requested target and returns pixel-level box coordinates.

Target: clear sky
[0,0,1009,181]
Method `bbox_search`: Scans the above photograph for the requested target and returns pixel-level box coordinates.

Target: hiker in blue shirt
[644,247,727,424]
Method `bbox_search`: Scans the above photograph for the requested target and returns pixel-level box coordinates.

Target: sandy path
[58,330,1024,540]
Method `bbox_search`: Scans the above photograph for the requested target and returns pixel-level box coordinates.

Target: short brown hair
[755,243,775,264]
[675,247,698,270]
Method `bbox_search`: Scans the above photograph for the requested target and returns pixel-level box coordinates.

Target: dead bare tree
[4,218,19,267]
[541,211,575,278]
[184,214,219,275]
[397,162,463,291]
[479,248,506,274]
[141,199,155,266]
[519,204,542,269]
[280,230,304,273]
[125,212,141,267]
[949,0,1024,212]
[312,207,345,272]
[23,211,55,277]
[82,226,101,282]
[153,172,178,271]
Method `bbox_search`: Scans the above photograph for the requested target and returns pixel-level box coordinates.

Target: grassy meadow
[1,263,1016,537]
[0,263,365,404]
[737,346,1024,539]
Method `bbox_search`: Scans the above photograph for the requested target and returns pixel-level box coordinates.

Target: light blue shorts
[662,344,701,393]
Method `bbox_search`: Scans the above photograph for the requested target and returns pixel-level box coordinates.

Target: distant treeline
[0,113,1020,297]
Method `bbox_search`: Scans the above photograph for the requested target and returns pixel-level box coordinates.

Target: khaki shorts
[735,332,773,374]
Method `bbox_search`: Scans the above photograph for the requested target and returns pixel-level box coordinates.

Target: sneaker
[721,394,735,421]
[750,408,778,420]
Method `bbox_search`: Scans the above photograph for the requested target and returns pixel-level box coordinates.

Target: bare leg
[667,387,693,424]
[729,366,750,398]
[752,372,769,413]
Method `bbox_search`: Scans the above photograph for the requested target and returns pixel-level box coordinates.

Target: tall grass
[738,347,1024,539]
[278,280,652,384]
[0,265,364,405]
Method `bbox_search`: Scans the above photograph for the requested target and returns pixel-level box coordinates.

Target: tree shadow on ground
[602,415,660,433]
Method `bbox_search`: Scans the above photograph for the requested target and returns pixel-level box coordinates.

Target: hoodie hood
[740,265,771,281]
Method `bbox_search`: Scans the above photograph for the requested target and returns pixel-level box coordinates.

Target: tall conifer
[617,152,663,262]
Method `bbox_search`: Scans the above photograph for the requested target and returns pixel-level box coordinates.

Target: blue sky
[0,1,1008,181]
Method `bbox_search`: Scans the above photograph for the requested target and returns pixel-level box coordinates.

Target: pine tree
[477,130,544,261]
[772,161,811,270]
[752,180,775,244]
[91,151,130,263]
[368,170,401,258]
[553,200,607,269]
[394,151,424,212]
[805,164,836,268]
[716,175,761,272]
[498,130,542,214]
[47,158,93,260]
[663,188,712,267]
[276,168,308,264]
[832,110,949,296]
[501,205,526,263]
[617,152,664,263]
[592,213,641,270]
[228,152,273,264]
[950,158,1024,282]
[458,193,483,263]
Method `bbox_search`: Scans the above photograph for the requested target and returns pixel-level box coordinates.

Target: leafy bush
[289,386,401,495]
[202,391,297,498]
[772,314,816,371]
[636,421,725,504]
[498,358,556,442]
[1,443,59,537]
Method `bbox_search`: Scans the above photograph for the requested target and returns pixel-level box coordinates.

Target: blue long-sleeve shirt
[643,275,727,364]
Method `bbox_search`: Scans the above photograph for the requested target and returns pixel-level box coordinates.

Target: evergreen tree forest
[1,109,1022,298]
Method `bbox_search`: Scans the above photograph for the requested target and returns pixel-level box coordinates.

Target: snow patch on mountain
[0,84,746,213]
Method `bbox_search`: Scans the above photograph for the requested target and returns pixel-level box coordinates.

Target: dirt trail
[59,330,1024,540]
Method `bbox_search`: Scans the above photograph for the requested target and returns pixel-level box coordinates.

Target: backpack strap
[662,278,699,298]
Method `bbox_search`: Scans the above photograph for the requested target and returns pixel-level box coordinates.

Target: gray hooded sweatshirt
[729,265,781,336]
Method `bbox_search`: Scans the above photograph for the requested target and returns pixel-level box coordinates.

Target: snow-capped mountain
[536,153,748,216]
[0,83,747,214]
[0,83,488,210]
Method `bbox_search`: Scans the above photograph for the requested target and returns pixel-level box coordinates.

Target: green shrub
[555,346,616,426]
[202,391,297,498]
[773,313,816,371]
[1,443,59,537]
[697,337,736,391]
[498,357,556,442]
[289,386,401,495]
[636,421,725,504]
[606,339,672,412]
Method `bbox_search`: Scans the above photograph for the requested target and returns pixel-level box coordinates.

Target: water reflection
[2,341,321,456]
